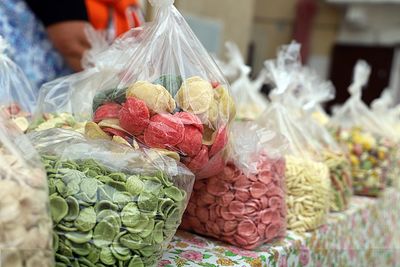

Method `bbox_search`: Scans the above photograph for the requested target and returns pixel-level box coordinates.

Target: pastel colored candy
[143,113,184,149]
[93,103,122,123]
[181,158,286,249]
[119,97,150,135]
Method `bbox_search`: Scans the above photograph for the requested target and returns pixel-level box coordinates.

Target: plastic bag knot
[149,0,174,7]
[0,36,9,58]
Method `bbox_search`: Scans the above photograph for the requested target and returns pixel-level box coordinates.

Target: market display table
[161,188,400,267]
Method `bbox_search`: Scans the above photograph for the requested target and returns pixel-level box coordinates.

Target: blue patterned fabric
[0,0,72,92]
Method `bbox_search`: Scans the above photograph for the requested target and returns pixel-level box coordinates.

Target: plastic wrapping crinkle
[0,111,53,267]
[221,42,268,120]
[28,128,194,267]
[331,60,394,196]
[0,36,36,132]
[257,43,330,233]
[293,67,352,212]
[371,89,400,188]
[181,121,287,249]
[88,0,235,179]
[31,27,142,132]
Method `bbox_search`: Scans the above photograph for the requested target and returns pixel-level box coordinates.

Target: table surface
[160,188,400,267]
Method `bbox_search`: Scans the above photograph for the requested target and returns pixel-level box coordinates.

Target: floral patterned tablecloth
[161,188,400,267]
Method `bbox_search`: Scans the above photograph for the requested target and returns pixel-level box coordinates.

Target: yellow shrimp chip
[85,122,111,140]
[127,81,176,114]
[176,76,213,114]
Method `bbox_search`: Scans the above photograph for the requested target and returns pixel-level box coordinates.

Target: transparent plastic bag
[331,60,392,196]
[371,89,400,187]
[257,43,330,233]
[225,42,268,120]
[88,0,236,178]
[31,28,142,133]
[0,111,53,267]
[293,67,352,212]
[181,121,287,249]
[0,36,36,132]
[28,128,194,267]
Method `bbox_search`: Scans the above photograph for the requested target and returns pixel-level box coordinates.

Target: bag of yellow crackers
[257,43,330,233]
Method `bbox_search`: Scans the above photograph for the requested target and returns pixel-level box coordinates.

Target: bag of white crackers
[0,110,53,267]
[257,43,330,233]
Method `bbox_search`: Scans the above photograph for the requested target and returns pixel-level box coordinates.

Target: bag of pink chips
[181,121,287,249]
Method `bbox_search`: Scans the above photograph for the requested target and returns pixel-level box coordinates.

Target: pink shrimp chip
[143,113,184,149]
[196,151,225,179]
[208,126,228,158]
[186,145,209,171]
[119,97,150,135]
[175,112,203,133]
[94,102,122,123]
[176,125,202,157]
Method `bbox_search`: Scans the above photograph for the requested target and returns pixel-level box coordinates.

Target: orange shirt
[85,0,142,37]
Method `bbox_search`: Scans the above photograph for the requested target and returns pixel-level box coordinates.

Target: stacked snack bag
[0,111,53,267]
[221,42,268,120]
[86,0,235,178]
[0,36,36,132]
[257,43,331,233]
[331,61,396,196]
[28,128,194,267]
[294,68,352,212]
[181,121,287,249]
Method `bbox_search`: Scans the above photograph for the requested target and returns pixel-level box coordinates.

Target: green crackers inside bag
[28,128,194,267]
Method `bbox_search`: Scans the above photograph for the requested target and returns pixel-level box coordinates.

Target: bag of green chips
[28,128,194,267]
[0,110,53,267]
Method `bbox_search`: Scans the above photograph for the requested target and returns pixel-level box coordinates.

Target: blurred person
[0,0,142,90]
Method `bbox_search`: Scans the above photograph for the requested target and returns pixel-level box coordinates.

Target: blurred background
[142,0,400,107]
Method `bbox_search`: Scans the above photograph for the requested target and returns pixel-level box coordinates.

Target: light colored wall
[175,0,256,58]
[251,0,343,77]
[337,4,400,45]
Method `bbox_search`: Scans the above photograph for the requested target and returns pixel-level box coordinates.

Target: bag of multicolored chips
[332,60,395,196]
[181,121,287,249]
[0,111,53,267]
[257,43,331,233]
[293,68,353,212]
[28,128,194,267]
[88,0,236,179]
[371,89,400,187]
[0,36,36,132]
